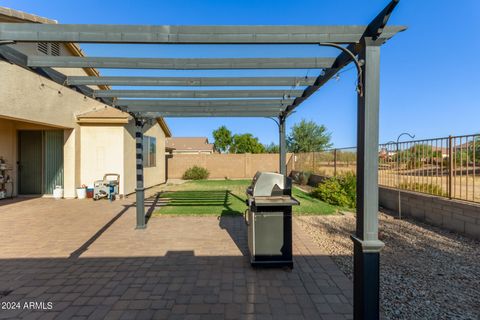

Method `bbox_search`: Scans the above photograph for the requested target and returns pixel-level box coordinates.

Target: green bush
[311,173,356,208]
[291,171,311,185]
[182,166,210,180]
[298,171,312,185]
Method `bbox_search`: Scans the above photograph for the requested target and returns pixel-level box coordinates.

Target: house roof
[0,6,55,24]
[0,6,171,136]
[76,106,131,124]
[0,6,107,88]
[165,137,215,152]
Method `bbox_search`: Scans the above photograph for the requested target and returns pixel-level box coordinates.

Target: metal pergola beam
[0,45,113,105]
[115,99,293,108]
[285,0,404,116]
[285,45,357,114]
[120,105,285,114]
[28,56,336,70]
[0,4,405,319]
[142,111,281,117]
[95,89,303,99]
[66,76,317,87]
[0,24,405,44]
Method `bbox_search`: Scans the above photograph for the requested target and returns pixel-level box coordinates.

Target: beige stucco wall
[0,118,16,197]
[0,117,67,197]
[0,61,108,128]
[143,122,167,190]
[123,120,167,195]
[0,61,111,197]
[79,125,125,194]
[0,62,169,198]
[9,42,101,82]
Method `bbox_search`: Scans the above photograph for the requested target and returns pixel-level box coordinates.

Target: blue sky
[3,0,480,147]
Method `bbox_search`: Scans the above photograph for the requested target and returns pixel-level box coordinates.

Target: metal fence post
[448,135,453,199]
[334,148,338,177]
[312,151,315,174]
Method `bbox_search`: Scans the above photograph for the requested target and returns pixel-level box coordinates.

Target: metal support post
[135,119,146,229]
[352,38,384,320]
[448,135,453,199]
[334,149,338,177]
[279,115,287,176]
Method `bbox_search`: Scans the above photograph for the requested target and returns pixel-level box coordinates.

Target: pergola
[0,1,404,318]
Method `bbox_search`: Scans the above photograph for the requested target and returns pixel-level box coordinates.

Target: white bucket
[53,186,64,199]
[76,188,87,199]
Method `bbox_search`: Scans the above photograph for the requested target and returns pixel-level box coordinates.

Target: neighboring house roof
[166,137,215,152]
[0,6,172,137]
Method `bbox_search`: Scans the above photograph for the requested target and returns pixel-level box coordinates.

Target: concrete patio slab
[0,197,352,319]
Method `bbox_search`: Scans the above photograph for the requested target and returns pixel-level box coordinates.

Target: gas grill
[245,171,299,268]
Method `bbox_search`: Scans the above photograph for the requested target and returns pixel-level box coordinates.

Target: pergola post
[135,119,146,229]
[352,37,384,320]
[279,115,287,175]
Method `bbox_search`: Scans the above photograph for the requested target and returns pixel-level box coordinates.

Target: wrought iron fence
[292,133,480,203]
[292,147,357,177]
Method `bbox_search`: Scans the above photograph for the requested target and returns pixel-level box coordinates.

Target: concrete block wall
[379,186,480,240]
[166,153,293,179]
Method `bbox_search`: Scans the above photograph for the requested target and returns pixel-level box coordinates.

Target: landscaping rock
[296,212,480,320]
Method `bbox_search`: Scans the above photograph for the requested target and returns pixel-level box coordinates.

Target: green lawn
[154,179,337,216]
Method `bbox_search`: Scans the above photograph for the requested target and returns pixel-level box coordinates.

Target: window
[143,136,156,167]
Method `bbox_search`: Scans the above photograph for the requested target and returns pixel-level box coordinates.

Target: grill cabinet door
[254,211,284,256]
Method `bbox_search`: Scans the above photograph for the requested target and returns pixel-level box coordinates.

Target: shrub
[182,166,210,180]
[291,171,311,185]
[311,173,356,208]
[398,182,446,196]
[297,171,312,185]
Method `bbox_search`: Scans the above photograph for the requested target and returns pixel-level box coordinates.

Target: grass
[154,179,337,216]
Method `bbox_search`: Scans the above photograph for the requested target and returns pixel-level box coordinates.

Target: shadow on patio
[0,196,353,319]
[0,252,352,319]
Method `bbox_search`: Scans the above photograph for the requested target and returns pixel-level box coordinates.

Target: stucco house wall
[0,61,108,197]
[0,117,68,197]
[0,61,169,198]
[80,125,125,194]
[123,120,167,195]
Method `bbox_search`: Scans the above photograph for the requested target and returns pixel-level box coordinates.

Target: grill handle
[244,209,250,226]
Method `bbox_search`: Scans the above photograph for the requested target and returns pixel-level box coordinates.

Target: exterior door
[43,130,64,194]
[18,131,43,194]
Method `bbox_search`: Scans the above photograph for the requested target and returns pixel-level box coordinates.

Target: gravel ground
[296,212,480,320]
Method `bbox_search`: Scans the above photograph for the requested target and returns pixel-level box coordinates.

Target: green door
[43,130,64,194]
[18,131,43,194]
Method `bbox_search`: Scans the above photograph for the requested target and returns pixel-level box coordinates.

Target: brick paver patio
[0,196,352,320]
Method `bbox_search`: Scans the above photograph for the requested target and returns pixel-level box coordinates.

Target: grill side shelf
[251,196,300,207]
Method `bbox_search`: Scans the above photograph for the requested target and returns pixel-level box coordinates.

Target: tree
[229,134,265,154]
[287,119,332,153]
[264,143,279,153]
[212,125,232,153]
